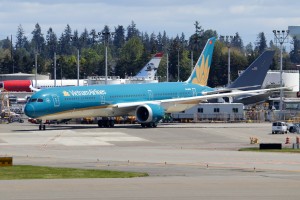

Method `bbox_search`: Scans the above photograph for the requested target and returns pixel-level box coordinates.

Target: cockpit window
[37,98,43,102]
[0,82,3,88]
[30,98,37,102]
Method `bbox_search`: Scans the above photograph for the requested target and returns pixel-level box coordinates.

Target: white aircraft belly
[41,108,111,120]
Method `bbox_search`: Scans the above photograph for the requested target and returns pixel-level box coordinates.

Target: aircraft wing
[160,87,286,105]
[114,87,286,109]
[29,85,41,92]
[202,85,261,95]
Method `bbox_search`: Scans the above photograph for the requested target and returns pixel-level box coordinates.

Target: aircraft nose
[24,104,35,118]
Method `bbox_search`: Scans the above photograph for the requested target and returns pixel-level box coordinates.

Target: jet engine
[135,104,165,123]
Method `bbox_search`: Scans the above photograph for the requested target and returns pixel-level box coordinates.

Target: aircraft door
[100,94,105,104]
[148,90,153,100]
[52,94,60,107]
[192,88,197,96]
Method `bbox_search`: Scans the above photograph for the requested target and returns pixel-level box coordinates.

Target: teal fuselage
[24,82,214,120]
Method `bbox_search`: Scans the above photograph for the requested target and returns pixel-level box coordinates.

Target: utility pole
[54,52,56,87]
[273,29,289,118]
[101,30,114,85]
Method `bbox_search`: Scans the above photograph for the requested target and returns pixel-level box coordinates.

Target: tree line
[0,21,300,87]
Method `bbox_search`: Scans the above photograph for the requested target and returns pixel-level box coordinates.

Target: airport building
[0,72,50,81]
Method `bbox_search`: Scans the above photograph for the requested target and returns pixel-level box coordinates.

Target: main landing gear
[140,122,157,128]
[98,118,115,128]
[39,122,46,130]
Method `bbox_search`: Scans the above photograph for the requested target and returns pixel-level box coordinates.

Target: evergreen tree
[149,32,158,54]
[15,25,27,49]
[113,25,125,50]
[45,27,58,58]
[255,32,267,54]
[290,36,300,64]
[31,23,45,54]
[59,24,73,55]
[89,29,98,46]
[126,21,139,40]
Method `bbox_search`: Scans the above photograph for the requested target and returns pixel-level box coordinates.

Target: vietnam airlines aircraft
[24,37,283,130]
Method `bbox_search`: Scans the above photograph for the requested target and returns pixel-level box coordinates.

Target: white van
[272,122,288,134]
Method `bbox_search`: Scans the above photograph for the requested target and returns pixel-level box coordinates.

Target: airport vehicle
[1,110,24,123]
[288,123,300,133]
[272,121,288,134]
[24,37,283,130]
[171,103,244,122]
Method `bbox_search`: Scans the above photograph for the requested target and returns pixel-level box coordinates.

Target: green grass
[239,147,300,153]
[0,165,148,180]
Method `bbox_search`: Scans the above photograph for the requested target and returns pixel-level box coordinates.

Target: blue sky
[0,0,299,48]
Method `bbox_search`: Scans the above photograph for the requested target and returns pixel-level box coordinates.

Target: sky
[0,0,299,49]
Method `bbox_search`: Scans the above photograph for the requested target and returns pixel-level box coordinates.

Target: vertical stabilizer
[135,52,164,79]
[229,50,275,90]
[186,37,216,86]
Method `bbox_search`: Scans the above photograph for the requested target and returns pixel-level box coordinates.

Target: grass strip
[239,147,300,153]
[0,165,148,180]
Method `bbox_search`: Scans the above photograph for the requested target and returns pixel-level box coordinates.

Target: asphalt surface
[1,121,300,200]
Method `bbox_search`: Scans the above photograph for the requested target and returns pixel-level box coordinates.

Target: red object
[285,137,290,144]
[296,137,299,144]
[154,52,164,58]
[2,80,32,92]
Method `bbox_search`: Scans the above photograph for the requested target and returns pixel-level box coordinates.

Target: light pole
[70,35,81,86]
[177,48,180,82]
[273,29,289,116]
[54,52,56,87]
[166,52,169,82]
[226,35,234,86]
[34,51,38,88]
[101,30,114,85]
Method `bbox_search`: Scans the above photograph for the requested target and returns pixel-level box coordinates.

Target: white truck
[272,121,288,134]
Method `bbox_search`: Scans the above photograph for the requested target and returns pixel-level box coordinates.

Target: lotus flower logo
[63,91,70,96]
[192,55,210,86]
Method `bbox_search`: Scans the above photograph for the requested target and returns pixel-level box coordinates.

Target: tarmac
[1,121,300,200]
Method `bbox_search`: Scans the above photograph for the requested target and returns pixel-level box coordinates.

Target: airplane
[134,52,163,79]
[24,37,284,130]
[210,50,275,105]
[0,79,88,92]
[0,53,163,92]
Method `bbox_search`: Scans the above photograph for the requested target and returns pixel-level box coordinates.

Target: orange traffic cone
[285,137,290,144]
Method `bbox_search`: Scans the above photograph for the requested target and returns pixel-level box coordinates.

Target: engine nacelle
[135,104,165,123]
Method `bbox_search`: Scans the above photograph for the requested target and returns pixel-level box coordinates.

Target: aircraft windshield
[30,98,37,102]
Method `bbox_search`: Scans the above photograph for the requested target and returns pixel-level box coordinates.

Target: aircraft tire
[109,120,115,127]
[98,120,103,128]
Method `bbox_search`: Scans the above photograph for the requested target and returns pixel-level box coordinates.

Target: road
[0,122,300,199]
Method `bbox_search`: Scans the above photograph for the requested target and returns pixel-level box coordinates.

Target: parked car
[272,121,288,134]
[1,110,24,123]
[289,123,300,133]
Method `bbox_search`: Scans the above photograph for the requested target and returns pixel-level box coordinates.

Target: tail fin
[135,52,164,79]
[186,37,216,86]
[228,50,275,90]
